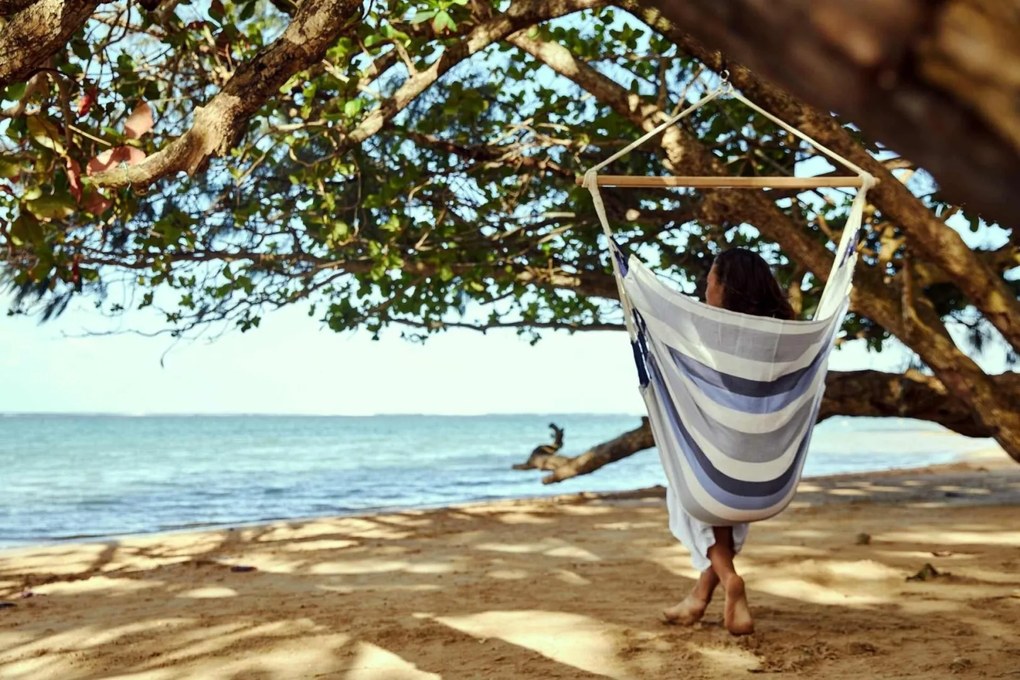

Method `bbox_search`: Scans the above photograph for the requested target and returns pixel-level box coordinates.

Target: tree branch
[538,417,653,484]
[653,25,1020,355]
[507,32,839,279]
[0,0,100,91]
[816,369,1010,438]
[631,0,1020,227]
[391,317,624,334]
[404,130,577,180]
[78,242,621,299]
[513,31,1020,462]
[341,0,608,147]
[526,370,1016,483]
[910,243,1020,289]
[88,0,365,188]
[88,0,609,190]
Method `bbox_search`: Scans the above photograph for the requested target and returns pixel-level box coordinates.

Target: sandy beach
[1,454,1018,679]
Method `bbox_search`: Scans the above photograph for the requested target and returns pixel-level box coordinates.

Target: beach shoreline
[1,450,1018,678]
[0,444,1008,558]
[1,412,995,552]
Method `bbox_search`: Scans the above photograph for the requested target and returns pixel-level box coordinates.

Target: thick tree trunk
[651,26,1020,357]
[0,0,100,90]
[634,0,1020,228]
[816,369,1007,438]
[522,370,1016,484]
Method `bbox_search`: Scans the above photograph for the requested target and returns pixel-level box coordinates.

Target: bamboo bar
[584,175,864,189]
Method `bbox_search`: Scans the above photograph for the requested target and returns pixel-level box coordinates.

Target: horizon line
[0,410,649,419]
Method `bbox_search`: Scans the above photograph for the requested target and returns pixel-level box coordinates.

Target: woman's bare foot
[661,592,710,625]
[662,569,718,625]
[723,575,754,636]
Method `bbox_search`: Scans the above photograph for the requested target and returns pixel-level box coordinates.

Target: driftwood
[514,370,1018,484]
[512,423,567,470]
[513,417,654,483]
[537,417,655,485]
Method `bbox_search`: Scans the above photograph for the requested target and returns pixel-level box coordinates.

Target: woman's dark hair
[712,248,796,320]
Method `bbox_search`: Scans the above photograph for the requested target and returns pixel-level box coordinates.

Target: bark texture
[635,0,1020,227]
[538,418,654,484]
[0,0,40,16]
[0,0,100,90]
[512,424,568,470]
[652,26,1020,359]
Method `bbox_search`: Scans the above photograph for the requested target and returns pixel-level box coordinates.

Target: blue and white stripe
[616,189,867,525]
[580,86,875,527]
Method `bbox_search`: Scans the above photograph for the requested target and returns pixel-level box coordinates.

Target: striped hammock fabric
[584,84,876,525]
[611,190,865,524]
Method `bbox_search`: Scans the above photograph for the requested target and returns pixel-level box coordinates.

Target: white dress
[666,486,749,571]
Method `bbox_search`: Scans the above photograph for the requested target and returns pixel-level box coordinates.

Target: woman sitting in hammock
[662,248,795,637]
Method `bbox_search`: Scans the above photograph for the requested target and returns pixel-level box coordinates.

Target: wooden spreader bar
[584,175,865,189]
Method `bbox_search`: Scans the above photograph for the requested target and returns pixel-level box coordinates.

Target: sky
[1,38,1012,418]
[0,292,937,416]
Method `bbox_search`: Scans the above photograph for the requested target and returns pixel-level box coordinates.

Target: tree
[2,1,1018,473]
[640,0,1020,229]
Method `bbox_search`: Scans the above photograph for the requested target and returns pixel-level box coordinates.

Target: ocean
[0,414,997,548]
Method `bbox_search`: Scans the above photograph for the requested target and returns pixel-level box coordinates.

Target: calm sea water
[0,414,997,548]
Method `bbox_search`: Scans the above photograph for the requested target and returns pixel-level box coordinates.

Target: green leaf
[409,9,436,24]
[327,221,349,245]
[20,186,42,201]
[343,99,363,118]
[432,10,456,33]
[26,116,67,156]
[25,193,76,221]
[8,214,40,247]
[209,0,225,22]
[0,158,20,179]
[70,37,91,61]
[3,82,26,102]
[239,0,256,21]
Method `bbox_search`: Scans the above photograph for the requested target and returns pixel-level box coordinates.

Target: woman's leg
[707,526,754,635]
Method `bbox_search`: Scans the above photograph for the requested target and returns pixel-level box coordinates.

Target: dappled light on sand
[474,538,602,561]
[432,610,634,678]
[0,461,1018,678]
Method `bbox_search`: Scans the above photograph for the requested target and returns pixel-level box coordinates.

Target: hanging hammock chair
[583,82,876,526]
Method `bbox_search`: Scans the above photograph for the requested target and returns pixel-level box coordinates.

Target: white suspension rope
[586,85,729,177]
[582,80,878,336]
[729,90,873,181]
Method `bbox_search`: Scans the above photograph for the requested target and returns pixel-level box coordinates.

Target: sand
[1,455,1018,679]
